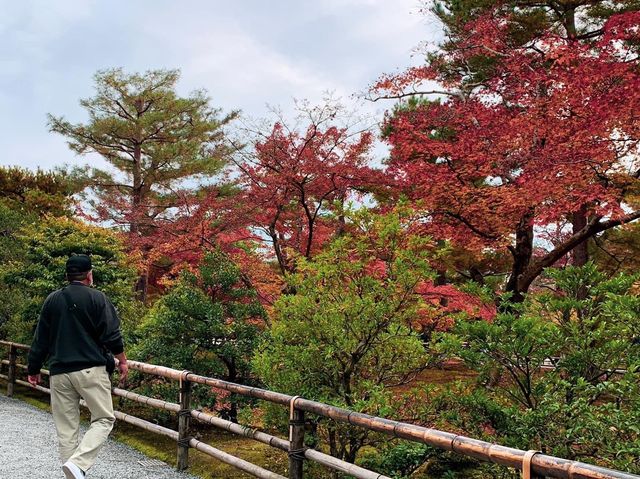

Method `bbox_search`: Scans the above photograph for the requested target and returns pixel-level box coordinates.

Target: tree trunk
[506,212,640,303]
[131,136,149,302]
[345,440,359,464]
[223,358,239,423]
[130,142,143,235]
[131,98,149,302]
[469,266,485,285]
[336,193,346,237]
[134,273,148,303]
[572,205,589,267]
[564,6,577,39]
[504,211,535,305]
[130,98,149,303]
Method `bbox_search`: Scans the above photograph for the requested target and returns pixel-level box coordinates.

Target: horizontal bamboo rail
[1,360,51,376]
[187,438,286,479]
[112,387,181,413]
[190,409,389,479]
[1,341,30,350]
[1,340,638,479]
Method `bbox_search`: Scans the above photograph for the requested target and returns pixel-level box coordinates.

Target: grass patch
[110,420,289,479]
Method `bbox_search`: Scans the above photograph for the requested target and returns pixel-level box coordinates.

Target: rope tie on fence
[521,450,540,479]
[288,448,306,461]
[450,434,460,452]
[178,436,192,448]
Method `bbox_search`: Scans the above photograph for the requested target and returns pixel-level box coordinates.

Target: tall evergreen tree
[49,69,238,299]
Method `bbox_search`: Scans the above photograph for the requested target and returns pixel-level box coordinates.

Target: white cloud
[184,28,346,106]
[136,6,352,118]
[20,0,94,37]
[0,0,95,70]
[0,0,441,170]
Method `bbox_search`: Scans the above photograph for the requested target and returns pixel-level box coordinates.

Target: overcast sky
[0,0,442,171]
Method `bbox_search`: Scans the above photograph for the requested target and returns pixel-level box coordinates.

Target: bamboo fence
[1,340,638,479]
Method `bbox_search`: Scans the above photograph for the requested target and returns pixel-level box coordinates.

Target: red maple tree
[374,10,640,302]
[122,187,282,305]
[234,102,382,274]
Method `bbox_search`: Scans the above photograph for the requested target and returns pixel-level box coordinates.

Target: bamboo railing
[1,340,638,479]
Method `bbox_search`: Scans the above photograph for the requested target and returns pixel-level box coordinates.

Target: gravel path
[0,394,199,479]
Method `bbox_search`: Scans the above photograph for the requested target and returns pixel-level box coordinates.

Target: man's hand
[118,361,129,385]
[114,351,128,387]
[28,374,41,386]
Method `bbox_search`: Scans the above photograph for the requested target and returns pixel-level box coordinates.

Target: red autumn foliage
[114,186,281,304]
[416,282,496,326]
[235,107,383,274]
[138,190,249,267]
[375,11,640,301]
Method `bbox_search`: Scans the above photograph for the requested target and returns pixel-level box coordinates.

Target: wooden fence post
[177,370,192,471]
[7,344,17,397]
[289,396,305,479]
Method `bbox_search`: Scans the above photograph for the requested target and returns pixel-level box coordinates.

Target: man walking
[27,254,128,479]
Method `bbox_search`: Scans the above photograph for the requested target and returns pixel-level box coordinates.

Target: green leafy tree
[1,216,140,344]
[359,442,436,479]
[0,203,30,339]
[49,68,238,299]
[440,264,640,473]
[254,209,435,464]
[0,167,84,339]
[133,249,265,421]
[0,166,82,218]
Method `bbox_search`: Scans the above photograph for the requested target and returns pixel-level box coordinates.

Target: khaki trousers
[50,366,115,472]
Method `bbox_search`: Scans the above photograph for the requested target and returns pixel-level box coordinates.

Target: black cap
[66,254,92,274]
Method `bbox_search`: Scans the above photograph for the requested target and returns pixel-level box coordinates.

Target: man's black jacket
[27,282,124,376]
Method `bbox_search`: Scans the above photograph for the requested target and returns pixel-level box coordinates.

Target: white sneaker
[62,461,85,478]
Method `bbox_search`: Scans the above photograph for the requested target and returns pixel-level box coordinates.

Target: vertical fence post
[289,396,305,479]
[177,370,192,471]
[7,344,17,397]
